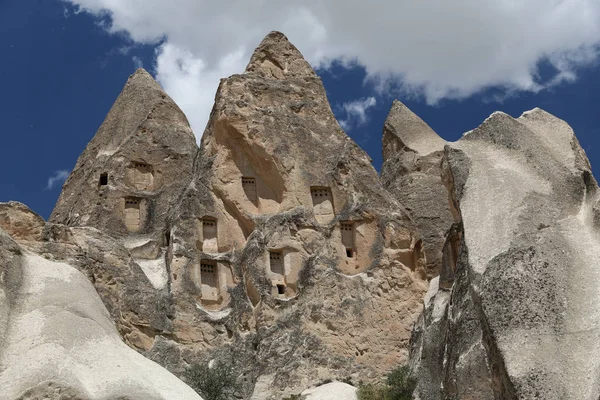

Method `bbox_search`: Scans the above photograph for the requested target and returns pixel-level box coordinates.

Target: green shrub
[357,383,390,400]
[184,360,239,400]
[357,364,416,400]
[386,365,417,400]
[282,395,302,400]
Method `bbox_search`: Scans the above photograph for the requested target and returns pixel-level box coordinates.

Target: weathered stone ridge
[410,108,600,399]
[0,224,202,400]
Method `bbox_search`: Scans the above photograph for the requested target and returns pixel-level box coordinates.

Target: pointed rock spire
[383,100,445,160]
[50,68,198,237]
[245,31,317,79]
[381,100,456,278]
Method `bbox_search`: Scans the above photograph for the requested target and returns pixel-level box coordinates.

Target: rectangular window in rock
[341,221,356,258]
[124,198,141,232]
[242,177,257,202]
[130,161,154,190]
[202,218,218,253]
[269,251,284,275]
[99,173,108,186]
[200,261,218,288]
[311,187,334,220]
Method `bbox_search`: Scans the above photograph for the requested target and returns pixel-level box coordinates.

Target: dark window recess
[277,284,286,295]
[346,248,354,258]
[99,173,108,186]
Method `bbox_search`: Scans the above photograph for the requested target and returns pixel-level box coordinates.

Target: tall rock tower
[50,69,197,239]
[42,33,429,399]
[154,32,428,398]
[381,101,458,280]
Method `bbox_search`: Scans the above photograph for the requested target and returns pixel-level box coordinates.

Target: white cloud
[63,0,600,138]
[45,170,70,190]
[339,97,377,131]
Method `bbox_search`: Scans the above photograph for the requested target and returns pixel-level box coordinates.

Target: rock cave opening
[128,161,154,190]
[269,250,286,295]
[99,172,108,187]
[341,221,356,259]
[198,260,219,302]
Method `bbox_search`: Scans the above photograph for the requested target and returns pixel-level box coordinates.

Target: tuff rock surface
[381,100,457,279]
[409,108,600,399]
[0,225,202,400]
[2,29,597,400]
[2,32,427,399]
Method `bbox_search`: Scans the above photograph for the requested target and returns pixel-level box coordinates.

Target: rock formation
[0,222,202,400]
[409,108,600,399]
[381,101,457,279]
[2,29,597,400]
[151,31,427,398]
[1,32,428,399]
[50,68,197,239]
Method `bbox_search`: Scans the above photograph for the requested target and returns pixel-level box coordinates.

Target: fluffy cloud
[45,170,70,190]
[339,97,377,131]
[63,0,600,137]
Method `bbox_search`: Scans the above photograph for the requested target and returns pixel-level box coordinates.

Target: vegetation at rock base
[357,365,417,400]
[185,360,239,400]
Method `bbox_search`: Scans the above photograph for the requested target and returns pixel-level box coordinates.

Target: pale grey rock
[381,101,457,279]
[301,381,358,400]
[0,227,202,400]
[411,108,600,399]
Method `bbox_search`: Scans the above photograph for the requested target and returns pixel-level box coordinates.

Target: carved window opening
[242,177,257,202]
[276,284,286,295]
[200,261,218,289]
[130,161,154,190]
[341,221,356,259]
[201,217,218,253]
[99,173,108,186]
[124,198,141,232]
[269,251,284,275]
[311,187,334,219]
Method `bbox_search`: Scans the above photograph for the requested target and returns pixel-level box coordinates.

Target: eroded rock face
[0,226,202,400]
[381,101,457,279]
[410,108,600,399]
[9,31,429,400]
[0,201,46,242]
[156,31,428,398]
[50,68,197,238]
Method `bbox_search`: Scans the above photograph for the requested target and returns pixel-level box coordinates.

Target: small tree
[185,360,238,400]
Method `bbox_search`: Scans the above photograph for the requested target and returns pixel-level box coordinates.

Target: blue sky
[2,0,600,219]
